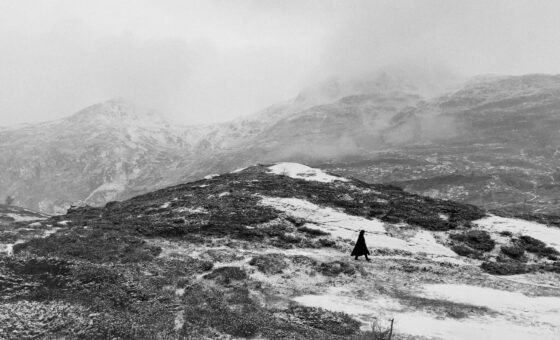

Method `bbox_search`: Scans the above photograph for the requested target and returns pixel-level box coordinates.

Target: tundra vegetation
[1,164,559,339]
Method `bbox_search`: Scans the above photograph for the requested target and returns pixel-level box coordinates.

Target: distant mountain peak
[67,98,168,126]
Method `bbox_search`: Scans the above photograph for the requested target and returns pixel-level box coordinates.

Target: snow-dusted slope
[268,163,349,183]
[5,163,560,339]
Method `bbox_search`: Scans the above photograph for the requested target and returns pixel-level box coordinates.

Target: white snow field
[259,196,458,258]
[474,215,560,252]
[268,163,349,183]
[258,192,560,339]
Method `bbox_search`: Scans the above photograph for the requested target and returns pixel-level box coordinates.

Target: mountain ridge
[3,73,560,214]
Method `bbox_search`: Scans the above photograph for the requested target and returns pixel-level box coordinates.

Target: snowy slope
[6,162,555,339]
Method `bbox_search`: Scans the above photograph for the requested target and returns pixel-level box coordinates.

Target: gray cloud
[1,0,560,126]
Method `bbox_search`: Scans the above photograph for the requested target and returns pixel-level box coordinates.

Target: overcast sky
[1,0,560,126]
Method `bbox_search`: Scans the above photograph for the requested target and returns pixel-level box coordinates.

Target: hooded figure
[351,230,370,261]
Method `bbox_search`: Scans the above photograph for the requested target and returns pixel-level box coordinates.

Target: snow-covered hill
[2,163,559,339]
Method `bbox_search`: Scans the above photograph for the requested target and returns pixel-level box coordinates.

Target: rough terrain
[1,163,559,339]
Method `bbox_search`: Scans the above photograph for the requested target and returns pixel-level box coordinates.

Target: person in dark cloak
[351,230,370,261]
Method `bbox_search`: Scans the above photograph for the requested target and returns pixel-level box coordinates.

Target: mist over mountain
[2,72,560,216]
[5,2,560,339]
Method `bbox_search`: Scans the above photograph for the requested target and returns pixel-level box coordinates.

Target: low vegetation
[3,164,557,338]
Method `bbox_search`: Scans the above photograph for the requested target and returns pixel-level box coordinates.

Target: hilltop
[1,163,559,339]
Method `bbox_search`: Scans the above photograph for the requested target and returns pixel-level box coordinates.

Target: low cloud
[2,0,560,126]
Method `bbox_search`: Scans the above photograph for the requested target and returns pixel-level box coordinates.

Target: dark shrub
[406,216,456,231]
[450,230,495,252]
[481,261,530,275]
[290,255,317,266]
[286,216,306,227]
[199,260,214,272]
[319,261,356,276]
[318,238,336,247]
[237,227,265,240]
[286,306,360,336]
[14,230,161,263]
[181,284,267,339]
[10,258,70,276]
[298,226,329,237]
[540,262,560,273]
[73,264,121,284]
[262,223,289,237]
[517,235,559,257]
[280,233,302,243]
[381,215,402,224]
[501,245,525,259]
[203,266,247,284]
[249,254,288,274]
[451,244,482,259]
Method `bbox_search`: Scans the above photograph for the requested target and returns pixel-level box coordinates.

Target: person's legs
[365,254,371,261]
[354,256,359,260]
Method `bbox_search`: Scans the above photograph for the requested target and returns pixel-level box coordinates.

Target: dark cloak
[351,231,370,256]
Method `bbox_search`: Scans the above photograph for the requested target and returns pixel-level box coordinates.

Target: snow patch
[5,213,45,222]
[259,196,458,258]
[160,202,171,209]
[231,167,247,173]
[295,283,560,340]
[204,174,219,180]
[175,207,207,214]
[474,215,560,252]
[268,163,348,183]
[43,227,61,237]
[294,287,401,320]
[439,213,449,221]
[396,312,557,340]
[174,310,184,331]
[423,283,560,313]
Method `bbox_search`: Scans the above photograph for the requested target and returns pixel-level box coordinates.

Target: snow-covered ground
[257,195,560,339]
[259,196,459,259]
[204,174,219,180]
[268,163,349,183]
[400,284,560,339]
[295,283,560,340]
[474,215,560,252]
[5,213,45,222]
